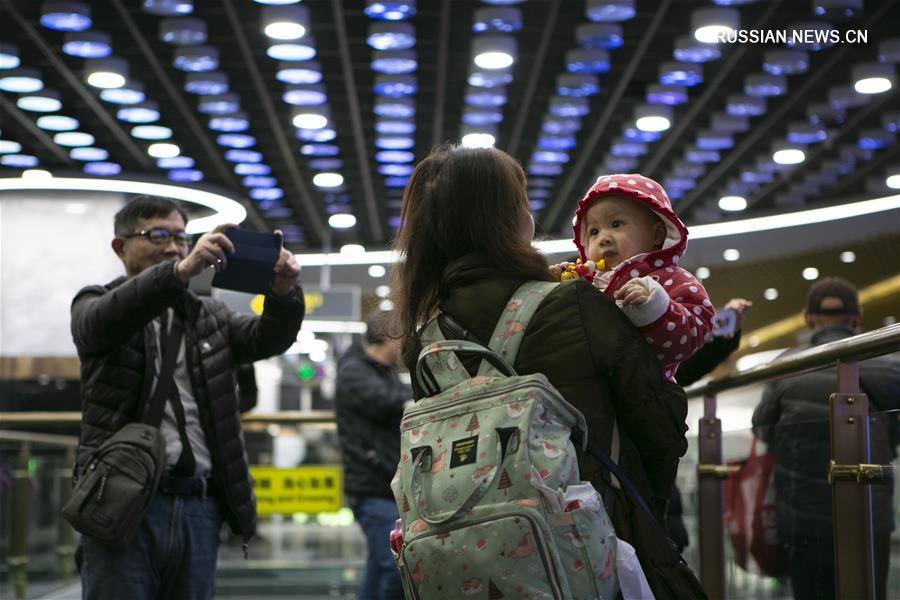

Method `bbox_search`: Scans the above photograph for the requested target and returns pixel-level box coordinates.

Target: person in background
[668,298,753,552]
[752,277,900,600]
[70,195,304,600]
[335,310,411,600]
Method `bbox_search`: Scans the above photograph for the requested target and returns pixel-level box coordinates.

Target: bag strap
[143,313,184,428]
[586,440,656,525]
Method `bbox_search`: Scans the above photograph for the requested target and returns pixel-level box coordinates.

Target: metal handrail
[686,322,900,398]
[0,409,338,426]
[0,430,78,447]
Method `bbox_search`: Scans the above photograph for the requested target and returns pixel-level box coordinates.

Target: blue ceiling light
[157,156,195,169]
[585,0,636,22]
[858,128,895,150]
[726,94,766,117]
[0,140,22,154]
[786,22,836,51]
[387,215,402,229]
[549,96,589,118]
[481,0,525,4]
[528,188,551,199]
[250,187,284,201]
[610,141,648,158]
[468,69,513,88]
[375,136,415,150]
[672,161,705,178]
[184,72,228,95]
[623,128,661,143]
[1,154,40,168]
[53,131,95,147]
[828,84,868,110]
[62,31,112,58]
[787,122,827,144]
[762,49,809,75]
[0,43,20,69]
[807,102,845,125]
[296,128,337,142]
[267,39,316,61]
[217,134,256,148]
[300,143,340,156]
[367,23,415,51]
[83,161,121,176]
[160,18,207,45]
[685,146,720,163]
[462,107,503,126]
[198,93,240,115]
[41,2,91,32]
[378,163,414,176]
[529,199,547,211]
[276,61,322,85]
[262,206,292,218]
[69,147,109,161]
[541,117,581,135]
[741,170,774,184]
[744,73,788,97]
[374,97,415,118]
[375,119,415,135]
[99,80,146,104]
[283,84,327,105]
[528,163,563,176]
[243,175,277,188]
[645,84,688,106]
[529,177,555,188]
[173,46,218,72]
[373,74,417,97]
[371,50,418,75]
[375,150,415,163]
[365,0,417,21]
[132,125,172,140]
[224,149,262,163]
[673,35,721,63]
[308,158,344,170]
[209,113,249,132]
[883,111,900,133]
[36,114,79,131]
[143,0,193,16]
[472,7,522,33]
[711,113,749,133]
[234,162,271,175]
[696,130,733,150]
[556,74,599,97]
[168,169,204,182]
[385,176,409,188]
[464,85,507,107]
[575,24,623,50]
[663,177,695,191]
[117,102,160,123]
[0,68,44,93]
[537,136,577,150]
[659,62,703,86]
[565,49,611,74]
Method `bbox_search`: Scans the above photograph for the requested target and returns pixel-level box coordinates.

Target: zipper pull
[242,542,249,559]
[96,465,112,503]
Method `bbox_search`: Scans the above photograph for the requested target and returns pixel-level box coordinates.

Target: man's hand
[615,280,650,305]
[724,297,753,333]
[175,223,236,283]
[271,230,301,296]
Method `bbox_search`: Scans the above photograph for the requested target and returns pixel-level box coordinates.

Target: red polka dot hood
[572,173,689,271]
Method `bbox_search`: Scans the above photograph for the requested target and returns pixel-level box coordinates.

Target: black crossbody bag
[63,317,184,550]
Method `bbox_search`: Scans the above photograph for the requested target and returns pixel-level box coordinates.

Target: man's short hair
[114,195,188,236]
[806,276,860,316]
[365,310,394,346]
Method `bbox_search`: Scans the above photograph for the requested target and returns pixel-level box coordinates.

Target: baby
[554,174,714,380]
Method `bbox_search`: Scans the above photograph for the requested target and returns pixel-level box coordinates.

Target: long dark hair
[390,143,552,368]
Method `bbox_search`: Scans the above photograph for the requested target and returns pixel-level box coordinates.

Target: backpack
[391,281,621,599]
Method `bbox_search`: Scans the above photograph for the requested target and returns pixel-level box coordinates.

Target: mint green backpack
[391,281,620,599]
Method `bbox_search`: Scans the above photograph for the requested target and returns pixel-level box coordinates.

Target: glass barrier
[677,407,900,600]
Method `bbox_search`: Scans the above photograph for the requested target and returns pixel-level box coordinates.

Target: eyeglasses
[123,227,192,246]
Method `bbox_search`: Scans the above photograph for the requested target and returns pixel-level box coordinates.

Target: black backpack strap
[586,440,656,523]
[143,314,184,428]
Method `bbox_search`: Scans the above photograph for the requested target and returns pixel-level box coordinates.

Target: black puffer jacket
[752,325,900,539]
[71,260,305,542]
[408,254,689,538]
[335,344,411,500]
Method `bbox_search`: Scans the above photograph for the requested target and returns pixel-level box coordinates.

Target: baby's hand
[549,262,571,280]
[615,280,650,305]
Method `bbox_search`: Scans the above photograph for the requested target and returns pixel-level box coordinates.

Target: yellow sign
[250,465,343,516]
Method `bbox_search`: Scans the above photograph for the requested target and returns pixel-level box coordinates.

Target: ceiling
[1,0,898,346]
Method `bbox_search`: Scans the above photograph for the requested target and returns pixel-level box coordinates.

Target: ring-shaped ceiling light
[0,175,245,233]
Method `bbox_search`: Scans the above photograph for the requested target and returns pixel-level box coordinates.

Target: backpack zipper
[96,465,112,503]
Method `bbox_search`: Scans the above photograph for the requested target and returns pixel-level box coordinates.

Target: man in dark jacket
[335,310,410,600]
[71,195,304,600]
[752,277,900,600]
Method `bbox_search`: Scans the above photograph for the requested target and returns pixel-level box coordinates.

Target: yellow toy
[560,258,605,281]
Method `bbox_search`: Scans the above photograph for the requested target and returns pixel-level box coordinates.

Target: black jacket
[408,254,689,535]
[675,332,741,387]
[335,343,411,499]
[71,260,305,542]
[752,326,900,538]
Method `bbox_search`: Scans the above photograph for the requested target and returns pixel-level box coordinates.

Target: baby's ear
[653,221,667,249]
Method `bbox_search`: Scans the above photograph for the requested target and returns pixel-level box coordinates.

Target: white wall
[0,191,124,356]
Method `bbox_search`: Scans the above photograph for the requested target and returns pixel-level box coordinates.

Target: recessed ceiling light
[341,244,365,256]
[379,299,394,311]
[148,142,180,158]
[695,266,710,280]
[773,145,805,165]
[368,265,386,278]
[839,251,856,263]
[722,248,740,261]
[763,288,778,301]
[313,172,344,188]
[473,35,516,69]
[461,132,495,148]
[328,213,356,229]
[718,195,747,211]
[802,267,819,280]
[375,285,390,298]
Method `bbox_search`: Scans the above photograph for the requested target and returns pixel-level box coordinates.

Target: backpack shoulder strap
[479,281,559,376]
